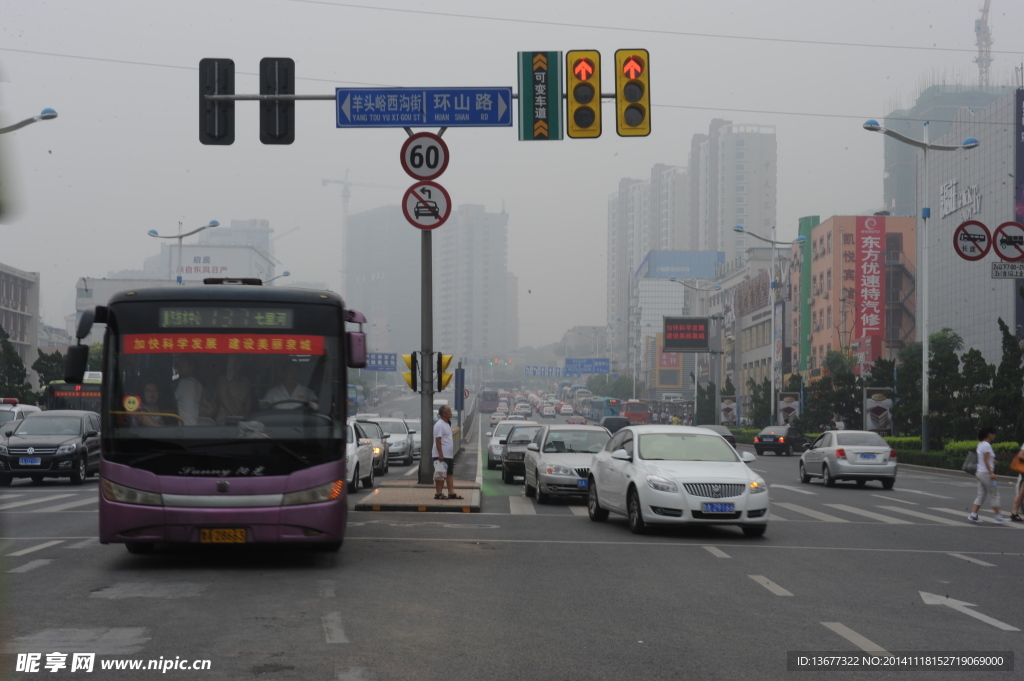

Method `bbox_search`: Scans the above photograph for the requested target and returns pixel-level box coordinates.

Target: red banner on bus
[123,334,325,355]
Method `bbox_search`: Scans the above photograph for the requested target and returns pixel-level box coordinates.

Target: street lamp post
[264,270,291,285]
[733,226,807,426]
[147,220,220,284]
[863,120,979,451]
[670,278,722,423]
[0,108,57,135]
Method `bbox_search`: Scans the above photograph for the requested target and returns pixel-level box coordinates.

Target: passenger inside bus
[260,360,318,410]
[134,382,169,427]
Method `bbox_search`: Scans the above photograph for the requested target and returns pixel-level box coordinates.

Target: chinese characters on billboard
[854,216,886,373]
[663,317,709,352]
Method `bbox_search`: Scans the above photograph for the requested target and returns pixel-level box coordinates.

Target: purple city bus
[65,280,367,554]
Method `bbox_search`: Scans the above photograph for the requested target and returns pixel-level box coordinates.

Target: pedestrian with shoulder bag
[967,427,1007,525]
[1009,443,1024,522]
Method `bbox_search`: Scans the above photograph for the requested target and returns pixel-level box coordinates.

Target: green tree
[928,328,963,445]
[0,325,31,402]
[746,377,771,427]
[87,343,103,373]
[990,318,1024,442]
[32,349,65,387]
[802,375,835,431]
[822,350,861,428]
[893,342,922,438]
[955,348,994,440]
[722,375,736,397]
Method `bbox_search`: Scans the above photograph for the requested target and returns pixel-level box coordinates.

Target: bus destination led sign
[159,308,294,330]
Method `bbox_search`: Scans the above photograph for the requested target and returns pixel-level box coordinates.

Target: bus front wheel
[125,542,155,555]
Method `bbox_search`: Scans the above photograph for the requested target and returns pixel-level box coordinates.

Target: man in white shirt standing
[969,427,1007,524]
[432,405,461,500]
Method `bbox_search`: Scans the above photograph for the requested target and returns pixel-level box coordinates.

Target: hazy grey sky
[2,0,1022,347]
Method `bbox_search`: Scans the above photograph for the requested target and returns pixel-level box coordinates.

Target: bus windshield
[42,381,102,412]
[106,301,343,477]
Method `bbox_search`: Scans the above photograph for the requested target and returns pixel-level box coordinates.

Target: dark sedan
[753,425,808,456]
[0,410,101,485]
[696,424,737,448]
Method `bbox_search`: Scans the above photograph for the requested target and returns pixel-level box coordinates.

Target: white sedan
[559,405,574,415]
[588,425,769,537]
[345,423,376,492]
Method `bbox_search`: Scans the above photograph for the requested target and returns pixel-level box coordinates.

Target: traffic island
[353,478,481,513]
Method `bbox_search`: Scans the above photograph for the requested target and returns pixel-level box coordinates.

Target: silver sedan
[523,425,611,503]
[798,430,897,489]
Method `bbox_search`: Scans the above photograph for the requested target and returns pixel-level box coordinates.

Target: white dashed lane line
[821,622,889,654]
[773,503,849,523]
[7,559,52,573]
[704,546,730,558]
[748,575,793,596]
[948,552,995,567]
[6,540,64,557]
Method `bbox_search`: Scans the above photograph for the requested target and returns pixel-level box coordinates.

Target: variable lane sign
[336,88,512,128]
[993,221,1024,262]
[953,220,991,261]
[400,132,449,180]
[518,51,563,140]
[402,180,451,230]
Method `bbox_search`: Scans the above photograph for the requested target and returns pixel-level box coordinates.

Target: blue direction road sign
[366,352,398,372]
[336,88,512,128]
[565,358,610,375]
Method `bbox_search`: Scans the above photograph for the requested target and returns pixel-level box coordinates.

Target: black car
[696,424,737,448]
[0,410,101,485]
[598,416,631,435]
[754,425,808,456]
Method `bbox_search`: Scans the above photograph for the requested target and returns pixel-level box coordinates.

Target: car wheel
[536,482,549,504]
[0,474,11,486]
[125,542,155,555]
[881,478,895,490]
[742,524,767,538]
[822,465,835,487]
[588,481,609,522]
[524,470,536,498]
[362,462,375,489]
[383,457,389,475]
[798,462,810,484]
[405,454,413,466]
[785,446,793,457]
[487,460,495,470]
[502,467,513,484]
[855,479,866,487]
[70,458,87,485]
[348,465,359,493]
[755,449,762,456]
[627,489,646,535]
[30,475,44,485]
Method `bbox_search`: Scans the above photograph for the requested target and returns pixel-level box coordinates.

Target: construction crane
[322,170,399,291]
[975,0,993,87]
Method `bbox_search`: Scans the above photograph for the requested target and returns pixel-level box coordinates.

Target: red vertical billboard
[854,216,886,372]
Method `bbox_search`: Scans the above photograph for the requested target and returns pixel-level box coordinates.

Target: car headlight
[506,451,524,461]
[489,445,502,455]
[282,480,345,506]
[0,444,7,454]
[749,478,768,494]
[373,446,383,455]
[57,443,77,455]
[543,464,575,476]
[646,475,678,493]
[101,479,163,506]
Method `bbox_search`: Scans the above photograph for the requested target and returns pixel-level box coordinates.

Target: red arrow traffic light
[573,58,594,80]
[623,56,643,79]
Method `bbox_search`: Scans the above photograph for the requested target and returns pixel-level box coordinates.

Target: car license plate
[199,528,246,544]
[762,437,774,442]
[19,458,41,465]
[859,453,876,460]
[577,479,588,488]
[702,503,735,513]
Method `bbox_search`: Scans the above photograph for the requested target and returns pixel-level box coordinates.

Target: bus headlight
[101,478,163,506]
[282,480,345,506]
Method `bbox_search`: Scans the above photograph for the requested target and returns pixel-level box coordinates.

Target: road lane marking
[704,546,730,558]
[0,494,76,511]
[7,559,52,573]
[875,506,964,526]
[33,497,98,512]
[0,494,25,500]
[508,497,536,515]
[920,592,1020,631]
[6,540,64,556]
[404,466,417,477]
[871,494,916,504]
[770,484,817,495]
[749,575,792,596]
[822,622,889,653]
[769,513,788,520]
[929,507,1024,529]
[91,583,207,599]
[824,504,911,524]
[568,505,589,517]
[773,502,849,522]
[64,538,98,549]
[2,628,150,655]
[898,489,953,499]
[948,552,995,567]
[323,612,349,643]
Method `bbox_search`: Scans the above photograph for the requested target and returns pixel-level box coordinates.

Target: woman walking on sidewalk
[968,427,1007,525]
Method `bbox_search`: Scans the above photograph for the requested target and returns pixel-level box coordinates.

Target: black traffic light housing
[199,58,235,145]
[259,57,295,145]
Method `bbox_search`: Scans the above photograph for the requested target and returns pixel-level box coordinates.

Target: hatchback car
[588,425,768,537]
[696,424,737,449]
[487,420,537,470]
[753,425,808,456]
[500,423,544,484]
[0,410,101,485]
[799,430,897,489]
[524,425,611,503]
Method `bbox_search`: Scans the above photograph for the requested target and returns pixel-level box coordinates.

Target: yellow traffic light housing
[437,353,454,391]
[566,50,601,139]
[615,49,650,137]
[401,353,418,392]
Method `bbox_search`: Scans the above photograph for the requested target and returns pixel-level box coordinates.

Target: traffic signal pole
[418,218,436,484]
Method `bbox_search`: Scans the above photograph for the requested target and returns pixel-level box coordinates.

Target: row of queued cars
[344,414,423,492]
[0,400,102,486]
[485,414,771,537]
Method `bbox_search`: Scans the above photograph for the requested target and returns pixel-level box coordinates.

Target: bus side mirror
[64,345,89,383]
[347,331,366,368]
[75,308,95,340]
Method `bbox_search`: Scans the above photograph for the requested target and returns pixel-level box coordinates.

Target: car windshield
[638,433,739,462]
[697,425,730,436]
[15,417,81,437]
[836,432,888,447]
[493,423,516,438]
[404,420,420,433]
[508,426,541,444]
[377,420,408,436]
[543,430,610,454]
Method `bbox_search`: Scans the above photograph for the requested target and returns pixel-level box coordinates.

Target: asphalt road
[1,412,1022,680]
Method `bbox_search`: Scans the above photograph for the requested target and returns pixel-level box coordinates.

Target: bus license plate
[19,458,41,466]
[199,528,246,544]
[577,479,588,488]
[702,503,735,513]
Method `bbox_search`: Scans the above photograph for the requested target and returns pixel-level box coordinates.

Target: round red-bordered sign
[993,221,1024,262]
[400,132,449,181]
[402,180,451,230]
[952,220,991,261]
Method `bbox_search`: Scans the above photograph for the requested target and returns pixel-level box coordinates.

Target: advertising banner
[864,387,894,431]
[719,395,738,426]
[664,317,709,352]
[778,392,800,425]
[854,216,886,368]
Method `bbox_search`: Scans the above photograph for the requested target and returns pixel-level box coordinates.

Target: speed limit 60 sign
[401,132,449,180]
